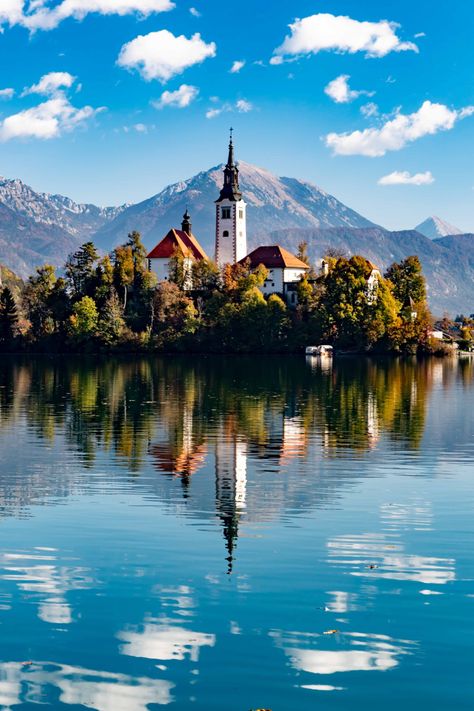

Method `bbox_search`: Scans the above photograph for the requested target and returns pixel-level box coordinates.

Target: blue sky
[0,0,473,231]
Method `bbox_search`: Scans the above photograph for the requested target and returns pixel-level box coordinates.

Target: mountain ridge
[414,216,464,240]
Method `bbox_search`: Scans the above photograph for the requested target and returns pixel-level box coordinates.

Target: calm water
[0,355,472,710]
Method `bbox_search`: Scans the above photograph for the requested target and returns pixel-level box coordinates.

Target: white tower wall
[215,199,247,267]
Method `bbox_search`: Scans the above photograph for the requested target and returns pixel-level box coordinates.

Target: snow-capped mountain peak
[415,216,464,240]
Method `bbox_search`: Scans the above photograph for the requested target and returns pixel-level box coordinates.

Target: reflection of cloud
[0,550,91,624]
[325,591,358,613]
[380,501,433,531]
[272,630,413,676]
[0,662,173,710]
[118,623,215,662]
[328,533,455,585]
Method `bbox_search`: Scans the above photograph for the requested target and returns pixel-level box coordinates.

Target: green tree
[385,256,426,306]
[0,287,18,343]
[98,289,126,345]
[65,242,99,299]
[68,296,99,342]
[23,265,65,340]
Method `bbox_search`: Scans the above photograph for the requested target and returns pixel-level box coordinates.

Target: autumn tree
[68,296,99,342]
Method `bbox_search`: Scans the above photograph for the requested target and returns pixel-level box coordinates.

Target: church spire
[218,128,242,201]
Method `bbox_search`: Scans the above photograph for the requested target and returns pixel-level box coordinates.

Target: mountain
[415,216,463,240]
[93,162,378,255]
[270,226,474,315]
[0,177,128,277]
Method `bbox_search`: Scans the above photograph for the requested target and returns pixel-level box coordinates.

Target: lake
[0,355,472,710]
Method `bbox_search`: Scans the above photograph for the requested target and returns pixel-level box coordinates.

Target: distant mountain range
[414,216,464,240]
[0,166,472,314]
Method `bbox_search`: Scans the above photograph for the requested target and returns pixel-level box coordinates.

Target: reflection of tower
[367,391,380,448]
[215,433,247,574]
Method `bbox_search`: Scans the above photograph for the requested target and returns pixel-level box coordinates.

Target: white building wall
[283,268,307,284]
[215,199,247,267]
[149,258,170,282]
[261,268,284,295]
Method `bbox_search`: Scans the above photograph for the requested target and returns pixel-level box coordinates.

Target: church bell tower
[215,129,247,267]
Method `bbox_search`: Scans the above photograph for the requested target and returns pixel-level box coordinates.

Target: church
[147,132,309,303]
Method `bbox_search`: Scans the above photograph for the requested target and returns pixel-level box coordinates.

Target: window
[223,230,229,237]
[239,209,243,219]
[221,207,231,219]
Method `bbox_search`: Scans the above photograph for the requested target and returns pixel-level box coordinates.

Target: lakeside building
[147,133,308,304]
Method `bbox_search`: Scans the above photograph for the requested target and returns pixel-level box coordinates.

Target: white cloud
[360,101,379,118]
[0,96,102,142]
[236,98,252,112]
[206,98,253,119]
[230,60,245,74]
[414,32,426,38]
[206,107,223,119]
[326,101,473,157]
[378,170,435,186]
[189,6,200,17]
[324,74,374,104]
[117,30,216,83]
[1,0,175,31]
[0,88,15,100]
[272,13,418,62]
[153,84,199,109]
[23,71,76,96]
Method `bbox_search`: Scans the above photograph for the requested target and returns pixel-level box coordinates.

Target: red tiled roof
[147,229,208,260]
[240,245,309,270]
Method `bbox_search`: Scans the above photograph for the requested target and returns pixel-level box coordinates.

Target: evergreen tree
[65,242,99,299]
[0,287,18,342]
[98,290,126,345]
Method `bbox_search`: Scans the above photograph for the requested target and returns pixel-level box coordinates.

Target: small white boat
[305,345,334,357]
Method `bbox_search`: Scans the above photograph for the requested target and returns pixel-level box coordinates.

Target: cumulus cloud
[0,0,175,31]
[22,71,76,96]
[236,98,252,112]
[230,60,245,74]
[0,96,101,141]
[272,13,418,62]
[153,84,199,109]
[189,6,200,17]
[324,75,374,104]
[0,88,15,100]
[326,100,474,156]
[378,170,435,186]
[360,102,379,118]
[117,30,216,83]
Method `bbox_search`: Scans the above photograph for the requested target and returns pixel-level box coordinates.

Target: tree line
[0,231,441,353]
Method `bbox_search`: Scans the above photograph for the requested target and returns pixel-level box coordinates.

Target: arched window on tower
[223,230,229,237]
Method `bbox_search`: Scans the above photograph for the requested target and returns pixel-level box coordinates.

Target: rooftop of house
[241,245,309,270]
[147,228,208,261]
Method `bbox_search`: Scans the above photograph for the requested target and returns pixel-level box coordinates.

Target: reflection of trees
[0,354,453,471]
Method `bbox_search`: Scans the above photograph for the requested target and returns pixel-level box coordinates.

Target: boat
[305,345,334,357]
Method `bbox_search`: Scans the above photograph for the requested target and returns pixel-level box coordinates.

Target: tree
[23,265,67,340]
[385,256,426,307]
[65,242,99,298]
[0,287,18,343]
[98,290,126,345]
[113,245,134,308]
[68,296,99,342]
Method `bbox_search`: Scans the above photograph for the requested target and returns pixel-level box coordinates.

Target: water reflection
[273,629,415,675]
[0,549,91,625]
[0,356,472,710]
[0,662,174,709]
